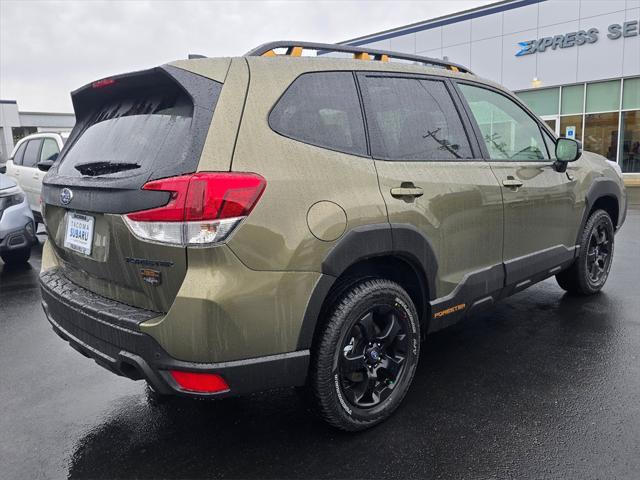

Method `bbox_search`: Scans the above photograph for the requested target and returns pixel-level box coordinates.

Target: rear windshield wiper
[74,161,141,176]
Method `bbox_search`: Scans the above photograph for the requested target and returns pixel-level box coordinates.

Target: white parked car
[6,132,68,224]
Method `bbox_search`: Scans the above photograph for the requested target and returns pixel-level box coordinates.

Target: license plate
[64,212,95,256]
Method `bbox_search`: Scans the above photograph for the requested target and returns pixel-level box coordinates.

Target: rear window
[359,76,473,161]
[269,72,367,156]
[12,141,27,166]
[58,88,194,178]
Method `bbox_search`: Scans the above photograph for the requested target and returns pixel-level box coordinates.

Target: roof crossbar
[245,41,473,74]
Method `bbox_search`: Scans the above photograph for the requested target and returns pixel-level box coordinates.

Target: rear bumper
[39,267,309,398]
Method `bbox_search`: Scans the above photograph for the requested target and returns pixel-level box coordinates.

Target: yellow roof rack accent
[354,52,371,61]
[246,41,473,74]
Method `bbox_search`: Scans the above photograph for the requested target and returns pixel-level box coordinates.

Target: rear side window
[269,72,367,156]
[359,76,473,161]
[12,141,27,166]
[40,138,60,162]
[23,139,43,168]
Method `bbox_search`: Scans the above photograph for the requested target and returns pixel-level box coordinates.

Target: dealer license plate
[64,212,95,256]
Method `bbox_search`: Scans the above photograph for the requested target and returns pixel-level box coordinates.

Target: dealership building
[0,100,75,163]
[340,0,640,181]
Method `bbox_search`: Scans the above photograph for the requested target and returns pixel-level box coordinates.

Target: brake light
[123,172,266,246]
[92,78,116,88]
[169,370,229,393]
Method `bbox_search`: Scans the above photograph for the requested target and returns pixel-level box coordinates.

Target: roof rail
[244,41,472,74]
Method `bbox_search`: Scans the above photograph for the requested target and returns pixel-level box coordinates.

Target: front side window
[269,72,367,156]
[22,139,43,168]
[359,76,473,161]
[459,83,549,161]
[40,138,60,162]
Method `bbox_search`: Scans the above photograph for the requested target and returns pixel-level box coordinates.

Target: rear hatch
[42,65,224,312]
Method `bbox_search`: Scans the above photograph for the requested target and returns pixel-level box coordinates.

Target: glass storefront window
[619,110,640,173]
[561,84,584,114]
[516,88,559,116]
[586,80,621,113]
[622,78,640,110]
[560,115,583,141]
[584,112,619,162]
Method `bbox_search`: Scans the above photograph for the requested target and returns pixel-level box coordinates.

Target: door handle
[391,186,424,198]
[33,173,39,179]
[502,179,523,188]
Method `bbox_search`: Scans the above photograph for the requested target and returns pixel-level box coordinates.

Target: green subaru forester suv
[39,42,627,431]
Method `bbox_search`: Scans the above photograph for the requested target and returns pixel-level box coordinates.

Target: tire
[1,247,31,266]
[556,209,614,295]
[309,278,420,431]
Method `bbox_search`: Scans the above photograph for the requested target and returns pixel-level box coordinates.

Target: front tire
[309,279,420,431]
[556,209,614,295]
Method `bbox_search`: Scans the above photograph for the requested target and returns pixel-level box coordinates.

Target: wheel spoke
[358,312,376,342]
[341,353,365,375]
[382,355,404,379]
[377,314,401,347]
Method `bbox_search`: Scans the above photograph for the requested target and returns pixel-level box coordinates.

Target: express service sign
[516,20,639,56]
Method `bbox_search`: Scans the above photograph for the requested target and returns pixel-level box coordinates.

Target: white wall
[354,0,640,91]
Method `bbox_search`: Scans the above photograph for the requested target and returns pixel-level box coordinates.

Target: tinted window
[12,141,27,166]
[40,138,60,162]
[269,72,367,156]
[459,83,549,161]
[58,88,194,178]
[360,76,473,161]
[23,139,43,168]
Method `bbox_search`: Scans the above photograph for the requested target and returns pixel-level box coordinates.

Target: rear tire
[556,209,614,295]
[1,247,31,266]
[309,279,420,431]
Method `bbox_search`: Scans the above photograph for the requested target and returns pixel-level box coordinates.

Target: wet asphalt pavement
[1,211,639,480]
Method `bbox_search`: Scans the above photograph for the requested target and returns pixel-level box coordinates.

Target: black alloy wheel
[339,306,408,408]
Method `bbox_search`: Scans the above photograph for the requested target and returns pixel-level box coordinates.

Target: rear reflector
[123,172,266,246]
[169,370,229,393]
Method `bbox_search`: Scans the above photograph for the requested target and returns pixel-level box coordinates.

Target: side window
[40,138,60,162]
[359,76,473,161]
[458,83,549,161]
[22,139,43,168]
[269,72,367,156]
[12,141,27,166]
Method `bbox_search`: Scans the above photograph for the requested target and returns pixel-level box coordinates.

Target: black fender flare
[296,223,438,350]
[577,178,624,244]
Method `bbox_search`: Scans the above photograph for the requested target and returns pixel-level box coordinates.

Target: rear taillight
[123,172,266,246]
[169,370,229,393]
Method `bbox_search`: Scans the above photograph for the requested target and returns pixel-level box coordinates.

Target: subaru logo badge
[60,188,73,205]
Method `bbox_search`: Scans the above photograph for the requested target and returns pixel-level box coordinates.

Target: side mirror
[37,160,54,172]
[554,138,581,172]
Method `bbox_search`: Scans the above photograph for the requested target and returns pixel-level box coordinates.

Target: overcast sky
[0,0,494,113]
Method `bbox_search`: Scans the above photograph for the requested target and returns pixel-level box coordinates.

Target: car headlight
[0,193,25,218]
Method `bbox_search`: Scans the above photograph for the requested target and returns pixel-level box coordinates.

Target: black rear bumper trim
[40,269,309,398]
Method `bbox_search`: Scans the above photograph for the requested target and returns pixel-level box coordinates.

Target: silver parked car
[0,174,37,265]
